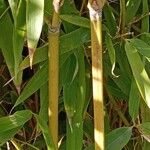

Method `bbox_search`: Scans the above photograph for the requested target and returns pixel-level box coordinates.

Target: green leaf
[141,0,149,34]
[103,4,117,36]
[64,49,86,150]
[60,28,90,55]
[125,40,150,108]
[20,28,90,70]
[13,0,26,87]
[60,15,90,28]
[0,110,32,132]
[0,127,21,146]
[105,33,117,77]
[105,127,132,150]
[129,79,140,120]
[61,0,79,15]
[39,83,48,123]
[8,0,19,19]
[35,115,55,150]
[13,63,48,108]
[20,44,48,70]
[26,0,44,66]
[0,1,14,77]
[61,54,78,85]
[126,0,141,24]
[112,71,131,97]
[129,38,150,61]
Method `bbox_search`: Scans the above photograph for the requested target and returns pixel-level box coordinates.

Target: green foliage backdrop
[0,0,150,149]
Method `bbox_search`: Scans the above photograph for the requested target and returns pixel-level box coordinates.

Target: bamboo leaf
[35,115,55,150]
[0,110,32,132]
[20,28,90,69]
[103,4,117,36]
[62,53,81,120]
[26,0,44,67]
[20,44,48,70]
[64,49,86,150]
[61,0,79,14]
[141,0,149,34]
[61,54,78,85]
[60,15,90,28]
[129,38,150,61]
[105,33,117,77]
[13,63,48,108]
[8,0,19,19]
[105,127,132,150]
[129,79,140,120]
[126,0,141,24]
[39,83,48,123]
[0,127,21,146]
[13,0,26,88]
[60,28,90,55]
[0,1,14,76]
[125,40,150,108]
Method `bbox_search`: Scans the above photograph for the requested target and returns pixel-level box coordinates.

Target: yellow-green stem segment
[88,0,105,150]
[48,0,62,149]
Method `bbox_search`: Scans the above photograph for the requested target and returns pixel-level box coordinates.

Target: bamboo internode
[88,0,105,149]
[48,0,63,149]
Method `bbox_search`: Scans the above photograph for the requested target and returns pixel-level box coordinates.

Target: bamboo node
[88,1,102,20]
[53,0,64,13]
[48,25,60,33]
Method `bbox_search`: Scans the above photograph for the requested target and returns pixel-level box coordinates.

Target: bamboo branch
[48,0,63,149]
[87,0,105,150]
[11,139,21,150]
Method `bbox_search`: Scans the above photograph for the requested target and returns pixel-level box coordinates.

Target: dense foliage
[0,0,150,149]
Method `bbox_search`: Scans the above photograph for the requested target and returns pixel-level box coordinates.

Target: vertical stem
[48,0,62,149]
[88,1,105,150]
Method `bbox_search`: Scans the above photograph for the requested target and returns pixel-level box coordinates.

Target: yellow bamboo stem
[88,1,105,150]
[48,0,62,149]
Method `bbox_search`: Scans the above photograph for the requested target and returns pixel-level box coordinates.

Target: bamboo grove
[0,0,150,150]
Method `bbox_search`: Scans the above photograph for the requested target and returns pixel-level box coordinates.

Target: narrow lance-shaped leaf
[63,54,78,131]
[0,127,21,146]
[105,33,117,77]
[129,38,150,62]
[13,0,26,91]
[26,0,44,68]
[125,40,150,108]
[0,110,32,132]
[20,27,90,70]
[13,63,48,108]
[103,4,117,36]
[0,1,14,77]
[129,79,140,120]
[39,83,48,123]
[141,0,149,35]
[60,14,90,28]
[35,115,55,150]
[8,0,19,19]
[126,0,141,24]
[105,127,132,150]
